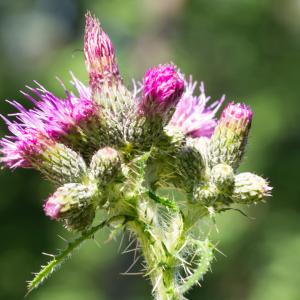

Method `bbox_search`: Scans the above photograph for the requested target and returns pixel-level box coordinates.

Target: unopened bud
[44,182,98,231]
[209,102,252,170]
[89,147,121,185]
[32,143,87,186]
[231,172,272,204]
[177,146,205,192]
[160,126,186,150]
[84,12,121,93]
[211,163,234,193]
[194,183,218,205]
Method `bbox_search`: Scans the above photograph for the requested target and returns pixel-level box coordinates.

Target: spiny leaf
[179,238,214,294]
[26,220,108,296]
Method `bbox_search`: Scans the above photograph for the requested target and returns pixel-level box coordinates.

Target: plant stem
[127,220,183,300]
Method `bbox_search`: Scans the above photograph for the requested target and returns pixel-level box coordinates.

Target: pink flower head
[220,102,253,130]
[43,197,63,220]
[24,78,97,139]
[84,12,121,92]
[0,127,51,168]
[139,64,185,117]
[0,75,98,168]
[169,78,225,138]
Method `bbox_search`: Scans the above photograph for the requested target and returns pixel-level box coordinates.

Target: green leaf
[180,238,214,294]
[146,190,179,212]
[26,220,108,296]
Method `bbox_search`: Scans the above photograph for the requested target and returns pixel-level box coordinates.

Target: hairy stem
[27,219,109,295]
[127,218,183,300]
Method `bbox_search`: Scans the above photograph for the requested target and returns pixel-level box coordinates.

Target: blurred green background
[0,0,299,299]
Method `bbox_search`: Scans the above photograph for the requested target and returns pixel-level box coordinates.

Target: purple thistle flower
[0,76,99,168]
[169,78,225,138]
[33,85,98,139]
[84,12,121,93]
[138,64,185,117]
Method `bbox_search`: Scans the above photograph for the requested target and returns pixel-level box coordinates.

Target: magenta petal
[170,79,225,138]
[43,200,62,220]
[139,64,185,117]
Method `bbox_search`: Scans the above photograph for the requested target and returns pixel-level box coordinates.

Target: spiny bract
[0,12,272,300]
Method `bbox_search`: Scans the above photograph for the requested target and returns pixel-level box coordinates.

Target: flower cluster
[0,12,272,300]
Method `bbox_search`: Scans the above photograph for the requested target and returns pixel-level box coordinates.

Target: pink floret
[43,198,62,220]
[220,102,253,128]
[139,64,184,117]
[0,75,96,169]
[170,78,225,138]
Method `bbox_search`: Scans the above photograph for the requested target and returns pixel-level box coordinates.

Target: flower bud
[194,183,219,205]
[210,163,234,193]
[127,65,184,151]
[187,137,210,169]
[231,172,272,204]
[36,143,87,185]
[89,147,121,186]
[209,102,253,169]
[138,64,184,120]
[159,126,186,151]
[176,145,205,192]
[44,183,98,231]
[0,125,87,185]
[84,12,121,93]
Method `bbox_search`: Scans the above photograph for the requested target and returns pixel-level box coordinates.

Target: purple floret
[138,64,185,117]
[0,76,98,168]
[169,78,225,138]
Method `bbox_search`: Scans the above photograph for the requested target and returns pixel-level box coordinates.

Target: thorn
[214,247,226,257]
[152,273,162,293]
[117,232,125,253]
[93,238,102,249]
[42,252,55,258]
[120,255,141,275]
[121,237,136,254]
[120,272,144,276]
[122,246,140,255]
[57,235,68,242]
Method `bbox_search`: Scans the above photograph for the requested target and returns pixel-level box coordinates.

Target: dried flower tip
[139,64,184,118]
[84,12,121,92]
[169,80,224,138]
[231,172,272,204]
[209,102,253,169]
[89,147,122,186]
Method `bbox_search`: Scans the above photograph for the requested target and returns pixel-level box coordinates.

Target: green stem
[27,217,118,295]
[127,220,183,300]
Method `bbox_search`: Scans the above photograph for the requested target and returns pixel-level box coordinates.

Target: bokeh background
[0,0,300,299]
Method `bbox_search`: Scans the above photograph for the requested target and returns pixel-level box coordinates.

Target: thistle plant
[0,12,272,300]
